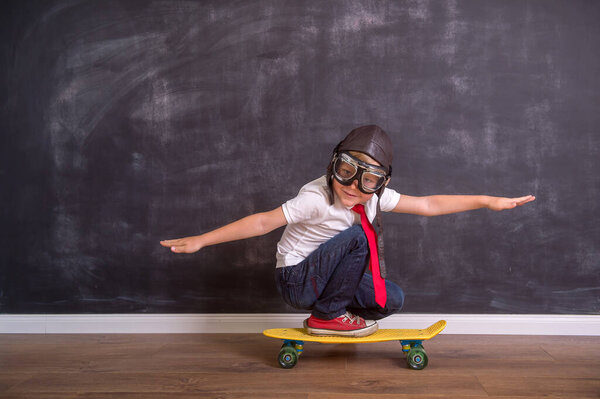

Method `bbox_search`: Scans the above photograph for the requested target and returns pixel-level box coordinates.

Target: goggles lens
[333,153,387,193]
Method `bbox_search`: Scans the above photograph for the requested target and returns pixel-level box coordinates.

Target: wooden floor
[1,333,599,398]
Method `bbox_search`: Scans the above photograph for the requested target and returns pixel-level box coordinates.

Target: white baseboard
[0,314,598,335]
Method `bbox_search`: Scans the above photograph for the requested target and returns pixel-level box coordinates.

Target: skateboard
[263,320,446,370]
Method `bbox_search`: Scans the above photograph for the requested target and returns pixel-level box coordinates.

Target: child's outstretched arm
[392,194,535,216]
[160,206,287,253]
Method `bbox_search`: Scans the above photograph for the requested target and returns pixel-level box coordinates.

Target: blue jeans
[276,225,405,320]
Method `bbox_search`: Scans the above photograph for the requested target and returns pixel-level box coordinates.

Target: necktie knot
[351,204,366,216]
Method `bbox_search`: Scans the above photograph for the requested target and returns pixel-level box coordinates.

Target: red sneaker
[304,312,378,337]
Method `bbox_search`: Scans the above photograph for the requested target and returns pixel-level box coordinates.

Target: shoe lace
[340,311,362,326]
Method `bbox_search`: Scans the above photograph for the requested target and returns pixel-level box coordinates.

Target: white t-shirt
[276,176,401,267]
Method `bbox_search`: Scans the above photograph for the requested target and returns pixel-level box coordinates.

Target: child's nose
[351,180,360,189]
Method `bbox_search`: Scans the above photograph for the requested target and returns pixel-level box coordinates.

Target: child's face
[332,151,385,207]
[332,177,375,208]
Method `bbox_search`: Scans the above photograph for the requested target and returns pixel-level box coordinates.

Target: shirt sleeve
[281,190,325,225]
[379,187,401,212]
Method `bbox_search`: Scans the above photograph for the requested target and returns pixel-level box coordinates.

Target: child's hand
[160,237,203,253]
[487,195,536,211]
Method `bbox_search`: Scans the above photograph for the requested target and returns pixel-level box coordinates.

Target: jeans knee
[384,283,405,314]
[346,225,368,252]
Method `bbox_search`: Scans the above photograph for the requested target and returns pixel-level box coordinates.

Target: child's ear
[384,177,391,186]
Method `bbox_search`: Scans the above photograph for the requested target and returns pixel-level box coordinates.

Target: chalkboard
[1,0,599,314]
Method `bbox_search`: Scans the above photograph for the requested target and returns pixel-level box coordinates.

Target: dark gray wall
[1,0,599,314]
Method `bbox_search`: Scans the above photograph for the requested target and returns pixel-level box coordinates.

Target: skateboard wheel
[407,347,428,370]
[278,346,298,369]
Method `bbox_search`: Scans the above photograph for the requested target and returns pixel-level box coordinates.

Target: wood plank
[477,376,600,398]
[541,341,600,364]
[308,394,589,399]
[345,354,600,378]
[0,334,171,345]
[0,374,33,392]
[7,372,488,396]
[1,394,307,399]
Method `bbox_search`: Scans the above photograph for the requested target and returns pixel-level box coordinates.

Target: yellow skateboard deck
[264,320,446,370]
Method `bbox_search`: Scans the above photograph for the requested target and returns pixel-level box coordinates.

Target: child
[160,125,535,337]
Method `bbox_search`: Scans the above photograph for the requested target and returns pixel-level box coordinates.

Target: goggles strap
[375,197,387,279]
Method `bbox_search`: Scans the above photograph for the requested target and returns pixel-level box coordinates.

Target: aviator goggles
[332,152,389,194]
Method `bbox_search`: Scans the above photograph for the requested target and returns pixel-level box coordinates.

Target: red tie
[352,204,387,308]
